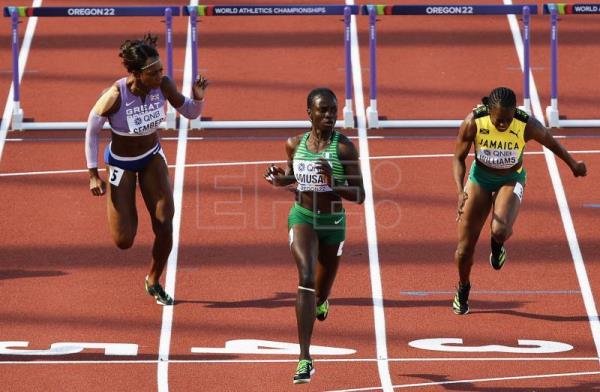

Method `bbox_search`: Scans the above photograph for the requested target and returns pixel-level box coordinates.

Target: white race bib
[476,149,520,169]
[293,159,332,192]
[125,104,165,135]
[109,166,124,186]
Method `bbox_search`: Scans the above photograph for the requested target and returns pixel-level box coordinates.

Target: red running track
[1,0,600,391]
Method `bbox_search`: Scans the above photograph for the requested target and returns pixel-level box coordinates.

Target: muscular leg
[455,180,493,285]
[290,224,319,361]
[315,242,342,306]
[139,154,174,285]
[491,182,523,245]
[107,166,138,249]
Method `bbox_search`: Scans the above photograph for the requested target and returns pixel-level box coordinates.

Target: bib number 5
[109,167,124,186]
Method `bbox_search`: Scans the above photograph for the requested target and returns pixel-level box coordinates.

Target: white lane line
[327,369,600,391]
[347,1,392,391]
[505,0,600,366]
[1,357,599,365]
[2,150,599,178]
[370,150,600,160]
[401,290,581,296]
[0,0,42,163]
[540,147,600,364]
[156,1,198,390]
[8,134,600,143]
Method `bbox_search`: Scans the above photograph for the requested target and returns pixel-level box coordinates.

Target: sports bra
[108,77,166,136]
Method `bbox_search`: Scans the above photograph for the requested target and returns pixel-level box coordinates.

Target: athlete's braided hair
[119,33,159,73]
[481,87,517,109]
[307,87,337,110]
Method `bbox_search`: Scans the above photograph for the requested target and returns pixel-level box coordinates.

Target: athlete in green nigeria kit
[264,88,365,384]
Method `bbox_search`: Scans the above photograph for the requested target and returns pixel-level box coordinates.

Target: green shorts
[288,203,346,245]
[468,161,527,193]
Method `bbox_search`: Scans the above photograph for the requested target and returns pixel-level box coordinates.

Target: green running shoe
[489,246,507,270]
[452,282,470,315]
[145,275,174,306]
[293,359,315,384]
[316,299,329,321]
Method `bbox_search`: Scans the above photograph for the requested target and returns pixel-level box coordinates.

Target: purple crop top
[109,77,166,136]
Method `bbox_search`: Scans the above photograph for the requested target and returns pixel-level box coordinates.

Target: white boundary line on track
[2,150,599,178]
[327,369,600,392]
[505,0,600,366]
[156,2,198,390]
[0,0,42,163]
[7,134,600,143]
[1,357,599,365]
[347,1,393,390]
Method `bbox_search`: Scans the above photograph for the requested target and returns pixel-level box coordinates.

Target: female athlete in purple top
[84,34,208,305]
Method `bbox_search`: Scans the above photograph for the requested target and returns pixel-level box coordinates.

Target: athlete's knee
[455,243,475,263]
[156,198,175,221]
[114,233,135,249]
[491,223,512,243]
[152,219,173,238]
[297,269,316,289]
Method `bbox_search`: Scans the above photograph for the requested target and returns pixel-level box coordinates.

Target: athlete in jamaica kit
[264,88,365,384]
[452,87,587,315]
[84,34,208,305]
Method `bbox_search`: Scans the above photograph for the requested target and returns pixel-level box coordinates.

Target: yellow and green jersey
[472,105,528,170]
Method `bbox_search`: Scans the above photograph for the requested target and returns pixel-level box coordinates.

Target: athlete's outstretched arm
[525,117,587,177]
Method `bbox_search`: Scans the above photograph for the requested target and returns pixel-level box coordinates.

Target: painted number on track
[191,339,356,355]
[409,338,573,354]
[0,341,138,356]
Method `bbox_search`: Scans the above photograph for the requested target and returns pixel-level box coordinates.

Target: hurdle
[544,3,600,127]
[362,4,537,129]
[3,6,180,131]
[183,4,359,129]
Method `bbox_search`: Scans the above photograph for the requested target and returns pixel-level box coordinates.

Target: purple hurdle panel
[522,6,531,114]
[343,6,353,128]
[546,5,560,127]
[365,6,378,128]
[9,9,23,130]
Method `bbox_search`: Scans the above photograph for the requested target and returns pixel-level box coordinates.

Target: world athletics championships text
[212,7,328,15]
[573,5,600,13]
